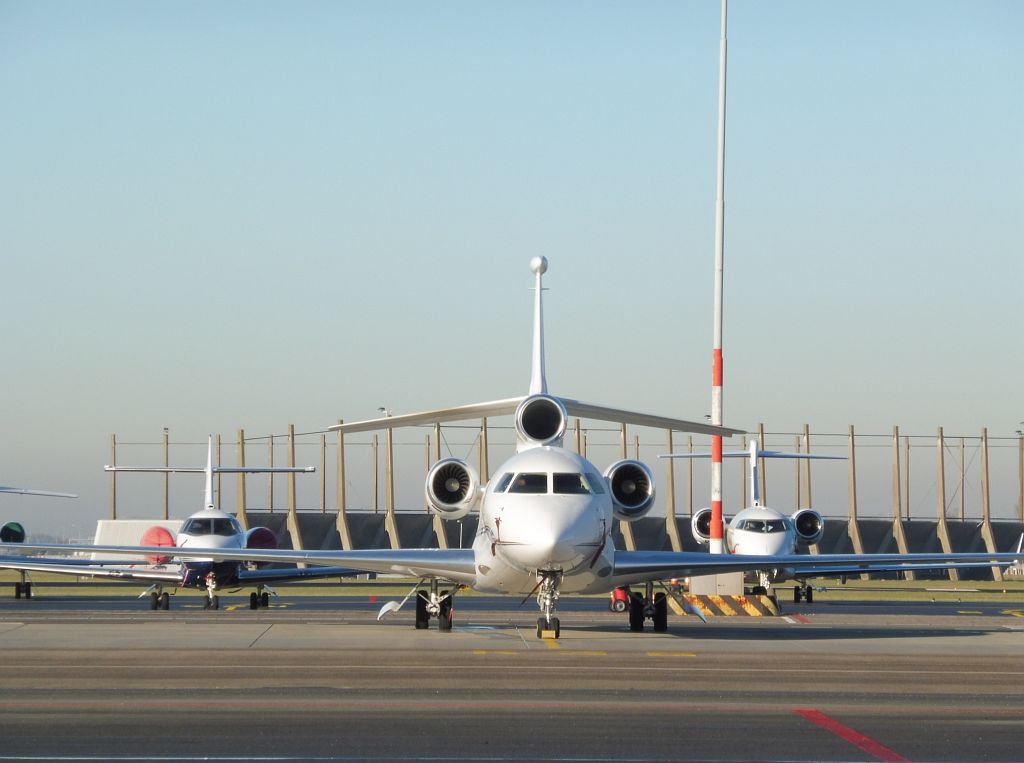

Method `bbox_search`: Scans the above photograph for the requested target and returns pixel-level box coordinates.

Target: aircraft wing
[330,396,743,437]
[607,550,1024,588]
[0,558,183,584]
[238,566,364,583]
[0,486,78,498]
[0,543,479,585]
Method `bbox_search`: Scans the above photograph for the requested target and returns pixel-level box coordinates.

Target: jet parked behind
[0,438,355,609]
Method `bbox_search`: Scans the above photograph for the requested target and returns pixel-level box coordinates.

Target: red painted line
[368,595,378,604]
[794,708,911,763]
[792,614,810,624]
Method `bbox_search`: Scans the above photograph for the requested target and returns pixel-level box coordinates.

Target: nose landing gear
[625,582,668,633]
[535,572,562,639]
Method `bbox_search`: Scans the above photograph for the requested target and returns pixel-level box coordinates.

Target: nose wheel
[413,579,456,631]
[625,582,669,633]
[535,572,562,639]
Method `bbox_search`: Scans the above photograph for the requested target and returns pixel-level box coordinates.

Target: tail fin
[528,256,548,395]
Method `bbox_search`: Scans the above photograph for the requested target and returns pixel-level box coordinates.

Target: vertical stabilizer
[204,435,215,509]
[748,439,760,506]
[528,257,548,395]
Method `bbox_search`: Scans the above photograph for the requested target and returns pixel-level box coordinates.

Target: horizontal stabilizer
[330,396,743,438]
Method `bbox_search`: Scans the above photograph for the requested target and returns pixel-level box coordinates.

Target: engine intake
[0,522,26,544]
[691,508,713,545]
[791,509,824,545]
[514,395,567,447]
[604,460,655,522]
[426,458,480,520]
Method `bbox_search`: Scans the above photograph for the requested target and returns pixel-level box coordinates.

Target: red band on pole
[712,348,723,387]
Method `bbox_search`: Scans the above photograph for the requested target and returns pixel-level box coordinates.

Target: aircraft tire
[250,592,259,610]
[14,582,21,599]
[150,592,159,610]
[551,617,560,639]
[260,592,270,607]
[24,583,32,599]
[652,592,668,633]
[160,592,170,610]
[414,592,429,629]
[793,586,802,603]
[536,617,546,638]
[438,594,453,632]
[628,594,645,632]
[805,587,813,603]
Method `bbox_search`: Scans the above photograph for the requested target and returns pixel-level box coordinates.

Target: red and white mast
[710,0,728,554]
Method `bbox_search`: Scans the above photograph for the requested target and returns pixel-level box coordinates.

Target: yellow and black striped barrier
[667,593,779,617]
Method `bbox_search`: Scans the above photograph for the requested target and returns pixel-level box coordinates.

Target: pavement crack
[247,624,274,648]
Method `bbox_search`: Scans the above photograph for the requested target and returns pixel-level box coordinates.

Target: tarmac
[0,592,1022,762]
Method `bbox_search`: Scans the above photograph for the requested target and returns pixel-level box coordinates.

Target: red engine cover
[245,526,277,550]
[140,525,176,565]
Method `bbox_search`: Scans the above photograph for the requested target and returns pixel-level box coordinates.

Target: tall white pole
[710,0,728,554]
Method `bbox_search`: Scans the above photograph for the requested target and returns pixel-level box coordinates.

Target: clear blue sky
[2,2,1021,535]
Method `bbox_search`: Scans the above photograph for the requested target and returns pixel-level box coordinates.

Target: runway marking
[957,610,983,615]
[782,614,810,624]
[646,651,696,658]
[543,638,561,650]
[794,708,911,763]
[473,649,521,655]
[1001,609,1024,618]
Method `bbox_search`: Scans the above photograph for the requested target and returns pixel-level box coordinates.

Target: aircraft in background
[5,260,1024,636]
[662,439,842,602]
[1,485,78,597]
[0,438,356,609]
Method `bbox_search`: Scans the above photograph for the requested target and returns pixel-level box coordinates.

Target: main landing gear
[13,573,32,599]
[249,586,271,610]
[148,586,171,610]
[793,582,814,603]
[625,582,668,633]
[535,572,562,639]
[414,579,455,632]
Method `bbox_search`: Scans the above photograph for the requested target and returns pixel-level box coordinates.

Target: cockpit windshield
[553,472,601,495]
[738,518,787,534]
[507,473,548,494]
[181,517,241,537]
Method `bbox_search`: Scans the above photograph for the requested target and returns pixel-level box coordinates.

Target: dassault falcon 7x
[0,438,355,609]
[6,260,1024,637]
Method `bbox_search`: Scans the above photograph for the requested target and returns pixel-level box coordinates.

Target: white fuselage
[725,505,798,557]
[469,447,616,595]
[174,508,246,561]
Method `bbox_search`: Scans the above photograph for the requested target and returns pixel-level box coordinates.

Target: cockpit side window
[212,518,238,536]
[182,519,207,535]
[553,473,591,494]
[494,473,515,493]
[508,473,548,494]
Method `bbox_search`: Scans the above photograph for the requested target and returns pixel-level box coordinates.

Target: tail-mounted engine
[604,460,655,522]
[140,525,176,565]
[514,395,567,448]
[691,508,713,544]
[0,522,26,544]
[791,509,824,545]
[426,458,480,521]
[246,526,278,550]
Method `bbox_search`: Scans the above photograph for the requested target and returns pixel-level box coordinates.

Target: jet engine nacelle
[0,522,26,544]
[514,395,567,447]
[791,508,824,545]
[604,460,655,522]
[140,525,176,565]
[691,508,713,545]
[425,458,480,521]
[245,526,278,550]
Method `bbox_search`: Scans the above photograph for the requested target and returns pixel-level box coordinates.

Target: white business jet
[663,440,842,603]
[0,484,77,598]
[6,260,1024,637]
[0,437,356,609]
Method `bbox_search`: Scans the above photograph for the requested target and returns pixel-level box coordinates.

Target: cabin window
[508,473,548,494]
[553,473,591,494]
